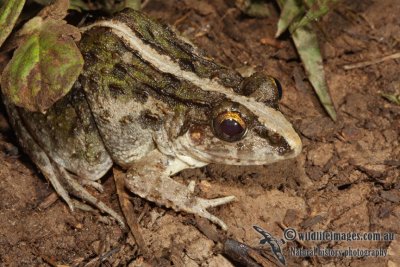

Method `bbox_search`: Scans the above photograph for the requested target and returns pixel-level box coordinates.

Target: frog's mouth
[175,136,300,166]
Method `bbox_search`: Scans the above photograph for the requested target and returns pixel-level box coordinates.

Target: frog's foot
[56,165,125,227]
[127,173,235,230]
[4,103,125,228]
[183,181,236,228]
[125,150,236,230]
[42,155,125,228]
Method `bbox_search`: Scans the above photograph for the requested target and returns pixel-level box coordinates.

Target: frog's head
[172,72,302,166]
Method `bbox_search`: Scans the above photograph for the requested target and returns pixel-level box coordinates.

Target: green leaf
[1,17,83,112]
[0,0,26,47]
[33,0,54,5]
[303,0,317,7]
[69,0,91,12]
[291,24,337,120]
[275,0,303,37]
[123,0,142,11]
[276,0,336,120]
[291,0,338,31]
[381,93,400,106]
[236,0,271,18]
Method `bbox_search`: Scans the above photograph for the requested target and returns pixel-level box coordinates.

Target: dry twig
[343,52,400,70]
[113,168,148,256]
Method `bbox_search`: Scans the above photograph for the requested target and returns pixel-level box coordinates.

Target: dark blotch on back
[139,109,161,130]
[179,58,196,73]
[112,63,128,79]
[109,84,126,99]
[82,51,99,67]
[133,89,149,103]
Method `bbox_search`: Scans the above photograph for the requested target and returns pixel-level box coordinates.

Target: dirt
[0,0,399,266]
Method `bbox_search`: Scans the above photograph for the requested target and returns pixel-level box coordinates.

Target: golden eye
[212,111,247,142]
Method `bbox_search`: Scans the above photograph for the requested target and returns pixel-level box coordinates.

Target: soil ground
[0,0,399,266]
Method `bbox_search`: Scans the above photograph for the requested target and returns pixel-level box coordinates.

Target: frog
[2,9,302,230]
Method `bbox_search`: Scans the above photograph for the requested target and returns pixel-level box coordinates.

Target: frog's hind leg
[4,100,75,209]
[4,101,125,228]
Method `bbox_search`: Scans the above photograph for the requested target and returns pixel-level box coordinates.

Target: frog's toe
[78,178,104,193]
[196,195,236,208]
[188,196,236,230]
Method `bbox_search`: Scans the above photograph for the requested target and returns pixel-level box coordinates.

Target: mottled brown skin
[3,9,301,229]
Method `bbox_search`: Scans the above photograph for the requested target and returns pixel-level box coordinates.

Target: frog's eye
[272,77,283,99]
[212,111,247,142]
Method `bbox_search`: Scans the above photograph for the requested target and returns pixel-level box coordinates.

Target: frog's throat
[81,21,302,156]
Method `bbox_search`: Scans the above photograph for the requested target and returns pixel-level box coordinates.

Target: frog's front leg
[125,150,235,230]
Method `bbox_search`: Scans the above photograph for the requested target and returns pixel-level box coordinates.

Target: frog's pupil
[220,119,244,137]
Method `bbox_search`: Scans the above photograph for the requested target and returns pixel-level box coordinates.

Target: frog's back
[77,9,232,166]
